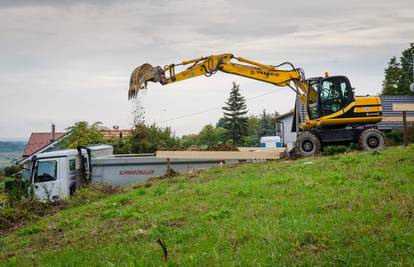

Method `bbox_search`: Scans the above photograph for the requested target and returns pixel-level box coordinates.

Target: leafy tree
[382,43,414,95]
[63,121,104,149]
[181,125,226,148]
[129,123,180,153]
[107,137,132,154]
[258,110,274,137]
[269,110,280,134]
[242,110,280,146]
[181,134,200,148]
[198,125,226,147]
[251,109,280,138]
[222,82,249,146]
[244,115,260,146]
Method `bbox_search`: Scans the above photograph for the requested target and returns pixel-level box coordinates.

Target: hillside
[0,141,26,169]
[0,141,26,153]
[1,147,414,266]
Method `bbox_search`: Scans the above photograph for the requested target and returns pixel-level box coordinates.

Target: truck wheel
[296,132,321,157]
[358,128,385,151]
[69,184,76,196]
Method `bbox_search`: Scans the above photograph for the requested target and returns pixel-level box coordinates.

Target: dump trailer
[26,144,235,201]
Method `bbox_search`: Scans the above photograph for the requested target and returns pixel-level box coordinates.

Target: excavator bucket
[128,64,164,99]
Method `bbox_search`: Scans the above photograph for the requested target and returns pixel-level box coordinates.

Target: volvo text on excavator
[128,53,384,157]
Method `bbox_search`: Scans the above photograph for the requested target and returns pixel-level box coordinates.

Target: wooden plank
[156,150,282,160]
[392,103,414,112]
[381,116,414,122]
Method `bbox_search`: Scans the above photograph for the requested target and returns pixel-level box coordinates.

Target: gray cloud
[0,0,120,7]
[0,0,413,138]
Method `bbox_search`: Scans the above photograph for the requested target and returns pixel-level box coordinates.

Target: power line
[155,90,277,124]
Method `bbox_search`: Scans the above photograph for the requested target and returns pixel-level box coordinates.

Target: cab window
[69,159,76,171]
[319,77,353,117]
[307,83,319,119]
[34,160,57,183]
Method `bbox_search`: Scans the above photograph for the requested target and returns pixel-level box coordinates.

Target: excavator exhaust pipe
[128,64,164,99]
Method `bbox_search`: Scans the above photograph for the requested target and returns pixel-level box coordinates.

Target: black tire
[296,131,321,157]
[358,128,385,151]
[69,184,76,196]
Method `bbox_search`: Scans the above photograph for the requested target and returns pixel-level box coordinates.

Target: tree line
[63,82,280,153]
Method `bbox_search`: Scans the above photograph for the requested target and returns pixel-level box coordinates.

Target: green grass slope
[1,147,414,266]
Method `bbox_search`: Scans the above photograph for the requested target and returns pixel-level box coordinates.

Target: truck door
[32,159,60,201]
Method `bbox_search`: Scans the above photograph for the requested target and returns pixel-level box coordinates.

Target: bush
[0,198,51,233]
[0,193,7,208]
[4,180,29,203]
[4,165,21,177]
[385,129,404,146]
[68,183,123,207]
[16,225,43,236]
[323,145,348,155]
[385,126,414,146]
[0,183,123,234]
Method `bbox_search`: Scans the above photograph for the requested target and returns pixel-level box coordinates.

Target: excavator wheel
[296,131,321,157]
[358,128,385,151]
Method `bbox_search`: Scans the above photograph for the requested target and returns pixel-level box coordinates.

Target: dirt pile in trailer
[207,144,239,151]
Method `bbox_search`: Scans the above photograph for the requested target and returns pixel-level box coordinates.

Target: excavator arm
[129,53,314,103]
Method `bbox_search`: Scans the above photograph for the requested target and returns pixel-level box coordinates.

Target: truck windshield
[34,160,57,183]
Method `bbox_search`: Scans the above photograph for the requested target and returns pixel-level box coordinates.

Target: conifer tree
[222,82,248,145]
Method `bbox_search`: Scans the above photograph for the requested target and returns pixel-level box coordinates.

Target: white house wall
[280,114,297,145]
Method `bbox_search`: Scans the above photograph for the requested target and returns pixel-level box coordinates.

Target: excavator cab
[307,76,354,119]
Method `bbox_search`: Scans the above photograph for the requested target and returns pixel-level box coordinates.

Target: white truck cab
[29,146,111,201]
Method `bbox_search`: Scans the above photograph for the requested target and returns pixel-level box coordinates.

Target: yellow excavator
[128,53,384,157]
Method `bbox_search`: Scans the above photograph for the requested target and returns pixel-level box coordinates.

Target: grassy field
[1,146,413,266]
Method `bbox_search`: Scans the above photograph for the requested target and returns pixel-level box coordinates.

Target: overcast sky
[0,0,413,139]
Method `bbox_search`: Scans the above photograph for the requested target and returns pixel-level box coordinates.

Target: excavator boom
[128,53,311,100]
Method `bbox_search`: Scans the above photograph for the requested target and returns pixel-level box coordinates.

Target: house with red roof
[17,125,131,166]
[17,124,69,167]
[22,132,66,158]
